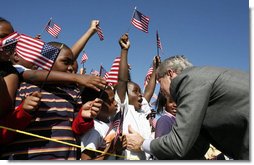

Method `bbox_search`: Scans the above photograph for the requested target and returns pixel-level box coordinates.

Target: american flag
[156,30,162,50]
[90,69,99,76]
[113,119,120,130]
[0,32,19,51]
[81,52,88,64]
[97,25,104,41]
[99,65,108,79]
[105,56,120,86]
[111,114,121,135]
[16,34,60,71]
[144,66,153,87]
[112,111,122,134]
[112,107,124,146]
[45,19,61,38]
[131,9,150,33]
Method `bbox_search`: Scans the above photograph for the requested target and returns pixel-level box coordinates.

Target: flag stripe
[15,48,52,68]
[144,66,153,87]
[105,57,120,85]
[16,50,52,70]
[131,20,149,33]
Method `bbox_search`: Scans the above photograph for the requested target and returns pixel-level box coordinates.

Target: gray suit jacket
[150,66,249,160]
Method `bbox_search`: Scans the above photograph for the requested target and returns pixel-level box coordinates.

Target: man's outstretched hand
[125,125,144,152]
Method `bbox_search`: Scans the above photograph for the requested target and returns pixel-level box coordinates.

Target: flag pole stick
[81,50,85,74]
[155,30,160,69]
[99,85,107,99]
[156,49,160,68]
[39,44,63,92]
[126,6,137,33]
[99,63,102,77]
[156,30,160,56]
[39,17,52,39]
[157,44,160,57]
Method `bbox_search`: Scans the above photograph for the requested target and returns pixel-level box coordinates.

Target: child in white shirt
[115,33,152,160]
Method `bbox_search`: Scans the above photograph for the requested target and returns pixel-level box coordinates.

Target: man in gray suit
[126,55,249,160]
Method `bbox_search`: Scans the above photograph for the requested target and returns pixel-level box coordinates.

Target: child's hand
[119,33,130,50]
[81,98,102,119]
[76,74,107,92]
[23,91,42,112]
[89,20,100,33]
[153,55,161,69]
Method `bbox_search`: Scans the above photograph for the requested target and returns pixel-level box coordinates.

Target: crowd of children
[0,17,233,160]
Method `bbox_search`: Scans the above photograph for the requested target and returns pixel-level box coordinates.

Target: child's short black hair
[0,17,14,34]
[0,17,11,24]
[47,41,68,49]
[81,86,112,104]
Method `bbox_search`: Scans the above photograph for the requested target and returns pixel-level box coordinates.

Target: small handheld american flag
[99,65,108,78]
[144,66,153,87]
[16,34,60,71]
[0,32,19,51]
[81,52,88,64]
[97,25,104,41]
[45,19,61,38]
[156,30,162,50]
[105,56,120,86]
[131,8,150,33]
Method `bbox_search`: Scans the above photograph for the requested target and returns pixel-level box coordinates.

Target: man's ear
[167,69,174,77]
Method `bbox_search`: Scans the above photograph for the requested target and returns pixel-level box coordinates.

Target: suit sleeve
[150,75,212,159]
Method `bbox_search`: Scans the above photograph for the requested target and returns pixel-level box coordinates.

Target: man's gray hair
[156,55,193,79]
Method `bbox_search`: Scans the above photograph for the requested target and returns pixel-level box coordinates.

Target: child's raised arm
[143,55,160,103]
[116,33,130,103]
[71,20,100,61]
